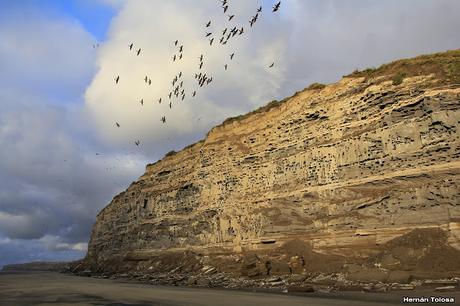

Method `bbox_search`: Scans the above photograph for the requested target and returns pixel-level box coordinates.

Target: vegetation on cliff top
[347,49,460,86]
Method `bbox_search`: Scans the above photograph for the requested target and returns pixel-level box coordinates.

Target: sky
[1,0,460,268]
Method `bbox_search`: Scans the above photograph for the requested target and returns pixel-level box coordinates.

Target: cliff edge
[76,49,460,290]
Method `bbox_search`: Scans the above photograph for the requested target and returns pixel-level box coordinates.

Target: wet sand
[0,271,456,306]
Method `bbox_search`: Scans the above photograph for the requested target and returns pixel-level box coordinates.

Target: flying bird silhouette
[140,98,144,106]
[228,14,235,21]
[257,6,262,12]
[230,53,235,60]
[224,64,228,70]
[209,38,214,45]
[115,76,120,84]
[273,1,281,12]
[206,21,211,27]
[137,48,141,56]
[269,62,275,68]
[179,45,183,52]
[161,116,166,123]
[129,43,134,50]
[115,122,120,128]
[206,32,212,37]
[174,40,178,46]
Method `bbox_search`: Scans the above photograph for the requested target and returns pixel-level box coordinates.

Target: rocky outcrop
[79,49,460,285]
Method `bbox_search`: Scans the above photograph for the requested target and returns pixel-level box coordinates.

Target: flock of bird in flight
[113,1,282,147]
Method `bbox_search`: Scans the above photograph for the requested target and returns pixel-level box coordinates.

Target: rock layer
[81,50,460,281]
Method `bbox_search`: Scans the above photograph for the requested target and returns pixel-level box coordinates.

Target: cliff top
[146,48,459,167]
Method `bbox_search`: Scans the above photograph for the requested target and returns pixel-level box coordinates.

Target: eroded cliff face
[82,51,460,282]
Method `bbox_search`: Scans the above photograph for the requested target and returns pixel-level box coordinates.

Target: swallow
[228,14,235,21]
[137,48,141,56]
[115,76,120,84]
[273,1,281,12]
[129,43,134,50]
[206,21,211,27]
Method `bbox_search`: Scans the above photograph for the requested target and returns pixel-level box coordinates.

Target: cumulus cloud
[84,0,460,157]
[84,0,291,155]
[0,3,146,267]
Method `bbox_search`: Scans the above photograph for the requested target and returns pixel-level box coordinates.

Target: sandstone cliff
[79,49,460,286]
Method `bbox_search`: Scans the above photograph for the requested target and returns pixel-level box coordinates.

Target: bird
[161,116,166,123]
[222,28,228,35]
[199,62,203,69]
[179,71,182,78]
[169,92,172,99]
[169,102,172,109]
[220,36,225,44]
[173,54,176,61]
[179,45,183,52]
[199,54,203,61]
[239,27,244,35]
[158,98,162,104]
[230,53,235,60]
[273,1,281,12]
[179,53,183,60]
[181,94,185,101]
[223,5,229,13]
[257,6,262,12]
[206,32,212,37]
[140,98,144,106]
[115,76,120,84]
[206,21,211,27]
[209,38,214,45]
[148,79,152,85]
[180,81,184,87]
[192,91,196,97]
[174,40,178,46]
[129,43,134,50]
[228,14,235,21]
[137,48,141,56]
[135,140,140,146]
[144,76,148,83]
[115,122,120,128]
[224,64,228,70]
[269,62,275,68]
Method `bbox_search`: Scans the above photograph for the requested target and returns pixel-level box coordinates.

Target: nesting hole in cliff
[143,199,148,209]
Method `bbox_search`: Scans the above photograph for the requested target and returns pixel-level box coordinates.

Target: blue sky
[0,0,116,41]
[1,0,460,269]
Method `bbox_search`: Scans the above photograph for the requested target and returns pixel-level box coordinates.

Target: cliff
[79,49,460,287]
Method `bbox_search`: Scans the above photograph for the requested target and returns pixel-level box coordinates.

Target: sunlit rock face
[82,50,460,279]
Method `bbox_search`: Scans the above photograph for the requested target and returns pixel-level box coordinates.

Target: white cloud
[84,0,290,149]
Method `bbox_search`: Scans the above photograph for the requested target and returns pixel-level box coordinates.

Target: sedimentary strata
[77,50,460,287]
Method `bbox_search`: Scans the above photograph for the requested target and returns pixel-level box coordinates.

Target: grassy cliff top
[347,49,460,85]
